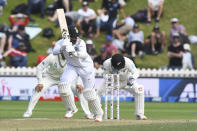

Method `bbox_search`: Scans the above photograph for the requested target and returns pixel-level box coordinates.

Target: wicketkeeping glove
[127,76,135,86]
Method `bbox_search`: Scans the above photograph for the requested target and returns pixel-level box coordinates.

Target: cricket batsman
[97,54,147,120]
[23,53,93,119]
[53,25,103,122]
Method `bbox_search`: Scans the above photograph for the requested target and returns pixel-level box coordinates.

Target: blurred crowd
[0,0,195,70]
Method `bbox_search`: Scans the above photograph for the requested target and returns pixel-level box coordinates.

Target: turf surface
[0,101,197,131]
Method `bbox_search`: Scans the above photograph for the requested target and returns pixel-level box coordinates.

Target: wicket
[104,74,120,120]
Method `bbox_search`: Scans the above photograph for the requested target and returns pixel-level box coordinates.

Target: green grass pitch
[0,101,197,131]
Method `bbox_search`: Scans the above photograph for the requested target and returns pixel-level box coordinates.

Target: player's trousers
[25,75,91,116]
[97,80,145,116]
[60,63,103,117]
[60,63,95,89]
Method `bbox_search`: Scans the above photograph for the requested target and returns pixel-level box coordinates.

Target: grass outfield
[0,101,197,131]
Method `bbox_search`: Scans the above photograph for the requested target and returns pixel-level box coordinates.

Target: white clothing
[148,0,164,11]
[112,39,124,50]
[97,57,145,116]
[124,17,135,28]
[103,57,139,84]
[53,38,95,89]
[53,38,92,68]
[65,11,84,23]
[25,54,91,116]
[36,54,66,84]
[78,8,96,19]
[182,52,193,70]
[128,31,144,43]
[53,38,103,121]
[119,0,126,6]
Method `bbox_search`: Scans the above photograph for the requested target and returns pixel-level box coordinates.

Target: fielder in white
[23,53,93,119]
[53,25,103,122]
[97,54,147,120]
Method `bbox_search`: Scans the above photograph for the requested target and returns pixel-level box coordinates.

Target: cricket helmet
[68,25,80,38]
[111,54,125,70]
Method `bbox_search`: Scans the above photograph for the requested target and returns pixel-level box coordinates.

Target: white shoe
[136,115,148,120]
[23,112,32,118]
[64,109,78,118]
[85,114,94,119]
[95,115,103,122]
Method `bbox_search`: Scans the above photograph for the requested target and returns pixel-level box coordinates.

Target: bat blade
[57,9,70,44]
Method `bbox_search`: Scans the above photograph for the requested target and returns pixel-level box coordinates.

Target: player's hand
[35,84,43,92]
[128,77,135,86]
[60,45,66,53]
[76,85,83,93]
[66,45,75,53]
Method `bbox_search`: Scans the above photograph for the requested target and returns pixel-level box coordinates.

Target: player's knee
[83,88,97,101]
[58,82,72,96]
[133,84,144,95]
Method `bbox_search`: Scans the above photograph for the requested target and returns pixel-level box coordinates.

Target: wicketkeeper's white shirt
[103,57,139,81]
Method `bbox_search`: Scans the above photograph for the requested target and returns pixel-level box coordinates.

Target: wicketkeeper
[97,54,147,120]
[53,25,103,122]
[23,53,93,119]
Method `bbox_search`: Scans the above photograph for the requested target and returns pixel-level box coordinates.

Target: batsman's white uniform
[23,54,92,118]
[53,38,103,121]
[97,57,146,119]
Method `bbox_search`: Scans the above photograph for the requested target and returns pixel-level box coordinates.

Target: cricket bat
[57,9,71,46]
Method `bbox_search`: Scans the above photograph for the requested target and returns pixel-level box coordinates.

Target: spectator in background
[170,18,187,44]
[101,35,118,57]
[48,0,72,22]
[47,41,56,54]
[0,0,7,15]
[147,0,164,24]
[26,0,46,18]
[86,40,97,59]
[9,13,30,31]
[144,25,166,55]
[2,47,27,67]
[48,11,84,31]
[8,25,35,53]
[97,0,126,36]
[113,16,135,40]
[128,24,144,58]
[95,9,109,38]
[93,48,109,69]
[167,33,184,69]
[182,44,194,70]
[78,1,97,38]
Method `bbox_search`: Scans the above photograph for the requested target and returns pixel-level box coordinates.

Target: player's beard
[70,36,77,45]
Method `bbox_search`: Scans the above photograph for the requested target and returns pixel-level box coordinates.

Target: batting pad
[83,89,97,101]
[83,89,103,116]
[59,82,77,111]
[58,82,72,95]
[134,84,144,115]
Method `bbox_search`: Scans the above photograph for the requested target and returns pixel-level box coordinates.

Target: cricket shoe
[64,109,78,118]
[85,114,94,119]
[23,111,32,118]
[95,115,103,122]
[136,115,148,120]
